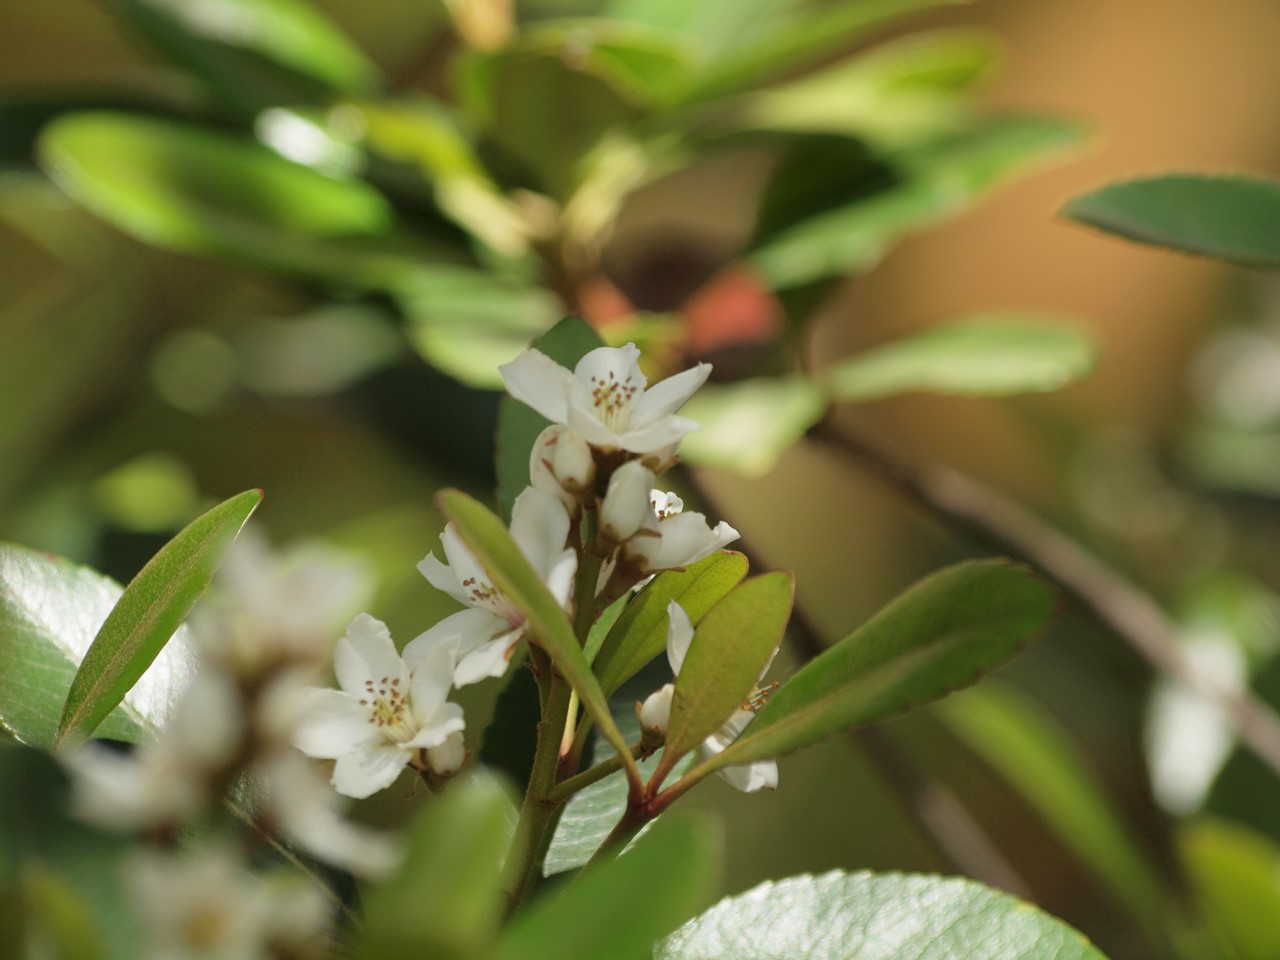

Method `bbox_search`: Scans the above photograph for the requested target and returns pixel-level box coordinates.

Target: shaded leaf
[55,490,260,750]
[678,377,827,476]
[479,665,541,789]
[697,560,1058,776]
[657,870,1111,960]
[0,545,195,750]
[1180,818,1280,960]
[827,316,1097,401]
[1063,173,1280,268]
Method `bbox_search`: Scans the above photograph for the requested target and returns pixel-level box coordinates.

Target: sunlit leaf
[657,870,1111,960]
[0,546,196,750]
[1063,173,1280,268]
[678,378,827,476]
[827,316,1097,401]
[1180,818,1280,960]
[696,560,1058,777]
[55,490,260,750]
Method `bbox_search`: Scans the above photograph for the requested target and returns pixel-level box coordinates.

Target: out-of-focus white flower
[294,614,465,799]
[500,342,711,454]
[406,487,576,685]
[623,487,739,574]
[639,602,778,793]
[530,425,596,509]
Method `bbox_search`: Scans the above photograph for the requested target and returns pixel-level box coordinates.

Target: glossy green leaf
[678,378,827,476]
[666,572,794,762]
[657,870,1111,960]
[751,116,1087,288]
[436,489,631,760]
[39,113,418,287]
[593,551,750,698]
[1063,173,1280,268]
[687,0,970,102]
[109,0,380,112]
[494,317,604,523]
[357,775,515,959]
[398,265,560,389]
[54,490,261,750]
[1180,818,1280,960]
[498,812,721,960]
[827,316,1097,401]
[698,560,1058,777]
[0,546,196,750]
[939,682,1170,929]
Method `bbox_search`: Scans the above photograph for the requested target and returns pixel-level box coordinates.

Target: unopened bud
[552,428,595,492]
[600,460,656,542]
[638,683,673,739]
[426,731,467,777]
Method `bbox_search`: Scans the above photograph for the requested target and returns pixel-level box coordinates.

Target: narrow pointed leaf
[54,490,261,750]
[827,316,1097,401]
[657,870,1111,960]
[594,550,749,698]
[0,547,196,750]
[436,489,632,760]
[1063,173,1280,268]
[666,572,793,761]
[696,560,1058,776]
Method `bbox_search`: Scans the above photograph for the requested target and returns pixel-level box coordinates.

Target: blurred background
[6,1,1280,957]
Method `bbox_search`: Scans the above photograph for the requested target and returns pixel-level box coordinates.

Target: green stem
[546,742,645,805]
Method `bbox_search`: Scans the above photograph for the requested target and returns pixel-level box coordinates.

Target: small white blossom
[599,460,656,542]
[500,342,711,454]
[639,602,779,793]
[294,614,465,799]
[623,484,739,573]
[530,424,596,508]
[406,487,576,685]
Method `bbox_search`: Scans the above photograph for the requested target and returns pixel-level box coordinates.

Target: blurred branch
[808,420,1280,780]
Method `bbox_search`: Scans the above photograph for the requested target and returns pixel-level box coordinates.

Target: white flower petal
[331,742,410,799]
[408,638,459,716]
[573,343,645,393]
[417,550,470,606]
[665,601,695,675]
[293,689,374,759]
[500,349,576,423]
[717,758,778,793]
[403,701,465,750]
[404,607,507,677]
[629,512,739,571]
[455,632,521,685]
[629,362,711,427]
[439,525,493,597]
[617,415,702,454]
[510,487,572,581]
[334,614,407,696]
[566,393,625,447]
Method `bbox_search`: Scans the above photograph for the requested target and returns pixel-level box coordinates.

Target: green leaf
[827,316,1097,401]
[666,572,793,762]
[398,265,560,389]
[593,551,750,698]
[357,774,515,959]
[939,682,1170,930]
[601,0,788,61]
[39,113,419,287]
[698,560,1058,776]
[0,546,196,750]
[687,0,970,102]
[1063,173,1280,268]
[494,316,604,522]
[678,378,827,476]
[657,870,1112,960]
[108,0,381,113]
[1180,818,1280,960]
[750,115,1087,288]
[436,489,632,760]
[19,863,107,960]
[54,489,261,750]
[497,812,721,960]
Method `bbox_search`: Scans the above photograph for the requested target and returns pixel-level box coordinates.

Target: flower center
[360,676,415,742]
[589,370,639,430]
[461,576,522,626]
[742,681,780,714]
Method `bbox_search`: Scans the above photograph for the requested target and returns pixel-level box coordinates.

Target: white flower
[406,487,576,685]
[623,486,739,573]
[294,614,465,799]
[500,342,711,454]
[639,602,778,793]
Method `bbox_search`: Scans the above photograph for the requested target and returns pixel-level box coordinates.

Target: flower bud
[528,426,579,512]
[552,428,595,492]
[639,683,673,737]
[427,731,467,777]
[600,460,656,542]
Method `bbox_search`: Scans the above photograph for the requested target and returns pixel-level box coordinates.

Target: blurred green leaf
[0,545,196,749]
[827,316,1097,401]
[666,572,793,763]
[109,0,380,112]
[751,115,1087,288]
[55,489,260,750]
[601,0,786,60]
[687,0,970,102]
[480,665,541,788]
[1180,818,1280,960]
[437,490,632,760]
[498,812,721,960]
[494,316,604,522]
[594,551,750,698]
[357,775,515,959]
[1179,421,1280,497]
[696,560,1058,777]
[399,266,561,390]
[939,682,1171,933]
[20,863,106,960]
[1063,173,1280,268]
[39,113,426,287]
[657,870,1111,960]
[678,378,827,476]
